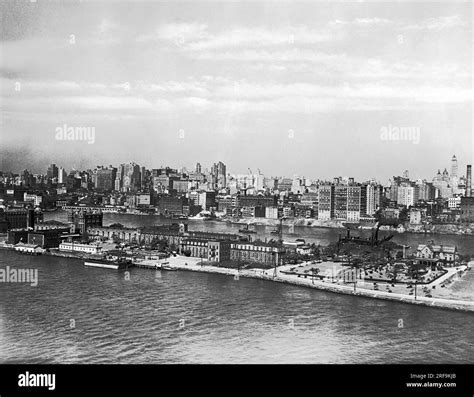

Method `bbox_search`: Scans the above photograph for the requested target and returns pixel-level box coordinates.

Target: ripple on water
[0,250,473,363]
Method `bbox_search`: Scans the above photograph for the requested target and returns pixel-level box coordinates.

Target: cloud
[329,17,393,27]
[137,22,209,45]
[192,48,347,64]
[98,19,117,35]
[403,15,467,31]
[138,23,341,50]
[2,75,471,123]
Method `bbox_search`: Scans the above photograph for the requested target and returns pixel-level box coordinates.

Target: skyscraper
[363,183,381,216]
[22,169,31,187]
[318,184,334,220]
[140,166,146,189]
[58,167,67,184]
[397,185,415,207]
[47,164,58,180]
[211,161,226,190]
[196,162,202,174]
[451,155,458,178]
[467,165,472,197]
[95,166,117,191]
[115,164,124,191]
[122,162,141,192]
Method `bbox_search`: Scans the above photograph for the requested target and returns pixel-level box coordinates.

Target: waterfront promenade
[137,255,474,313]
[2,237,472,312]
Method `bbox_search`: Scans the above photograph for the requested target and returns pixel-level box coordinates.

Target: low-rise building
[180,238,208,258]
[14,243,43,254]
[7,229,29,245]
[240,207,255,218]
[27,227,69,249]
[265,207,278,219]
[230,241,285,266]
[460,197,474,222]
[207,240,231,262]
[282,206,294,218]
[67,208,103,234]
[409,208,422,224]
[448,196,461,210]
[59,242,102,254]
[24,193,43,206]
[416,244,459,265]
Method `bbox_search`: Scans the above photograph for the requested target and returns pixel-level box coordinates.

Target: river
[0,212,472,363]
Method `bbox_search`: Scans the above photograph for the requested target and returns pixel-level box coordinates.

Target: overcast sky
[0,0,472,182]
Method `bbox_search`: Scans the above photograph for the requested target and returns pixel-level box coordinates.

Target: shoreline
[46,210,473,236]
[2,243,473,313]
[197,217,474,236]
[136,255,474,313]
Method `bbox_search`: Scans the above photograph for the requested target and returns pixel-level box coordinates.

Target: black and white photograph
[0,0,473,394]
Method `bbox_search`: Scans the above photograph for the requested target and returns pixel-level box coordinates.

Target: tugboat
[84,257,133,270]
[271,217,285,235]
[239,223,257,234]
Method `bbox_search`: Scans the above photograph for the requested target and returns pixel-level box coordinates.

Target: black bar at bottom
[0,364,472,396]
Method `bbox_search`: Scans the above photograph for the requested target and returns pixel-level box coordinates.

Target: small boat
[161,263,177,271]
[171,214,188,220]
[239,224,257,234]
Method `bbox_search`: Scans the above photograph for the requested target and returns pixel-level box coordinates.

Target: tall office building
[318,184,334,220]
[140,166,147,189]
[334,185,348,220]
[58,167,67,184]
[95,166,117,191]
[115,164,124,191]
[196,162,202,174]
[22,170,32,187]
[347,185,361,222]
[397,185,415,207]
[211,161,226,190]
[432,169,452,198]
[467,165,472,197]
[122,162,141,192]
[363,183,381,216]
[451,155,458,178]
[47,164,59,180]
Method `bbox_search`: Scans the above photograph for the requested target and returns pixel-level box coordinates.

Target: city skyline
[1,154,471,187]
[1,0,474,375]
[1,1,472,181]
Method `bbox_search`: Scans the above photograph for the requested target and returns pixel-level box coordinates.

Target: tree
[399,207,409,223]
[348,254,363,292]
[149,237,160,249]
[311,267,320,284]
[158,238,169,252]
